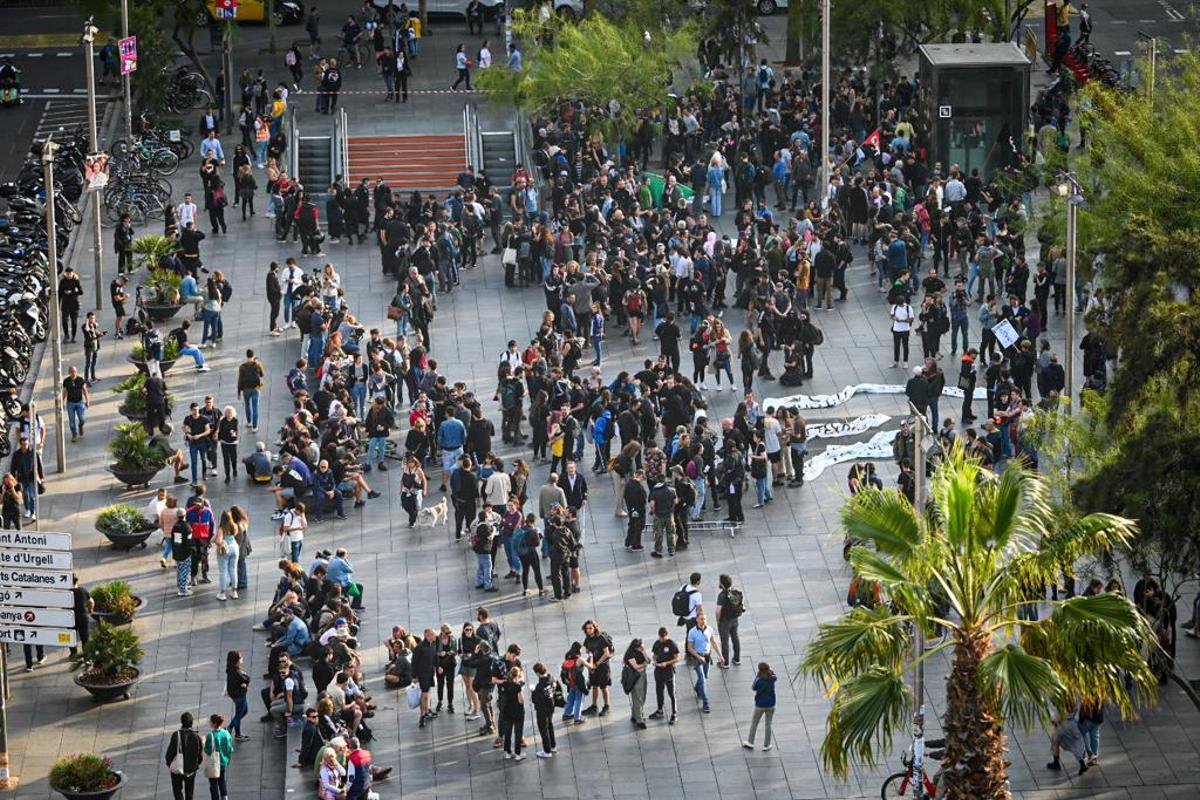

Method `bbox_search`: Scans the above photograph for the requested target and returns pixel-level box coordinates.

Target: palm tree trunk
[940,631,1010,799]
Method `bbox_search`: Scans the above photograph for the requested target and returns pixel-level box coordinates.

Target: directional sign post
[0,588,73,608]
[0,568,71,590]
[0,607,76,629]
[0,550,72,571]
[0,627,77,648]
[0,531,72,551]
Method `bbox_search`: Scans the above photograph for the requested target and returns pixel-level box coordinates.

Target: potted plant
[134,235,184,321]
[113,373,175,420]
[127,338,181,374]
[106,422,166,488]
[71,622,143,703]
[88,580,145,625]
[95,504,158,550]
[48,753,125,800]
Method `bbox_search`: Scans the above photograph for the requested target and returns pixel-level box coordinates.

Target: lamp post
[1056,172,1085,413]
[1137,31,1157,103]
[121,0,133,141]
[907,402,930,787]
[42,142,68,474]
[820,0,831,212]
[81,18,105,312]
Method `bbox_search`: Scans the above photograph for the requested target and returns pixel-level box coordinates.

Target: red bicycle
[880,738,943,799]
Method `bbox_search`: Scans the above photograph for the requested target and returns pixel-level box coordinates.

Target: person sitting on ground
[148,423,190,484]
[243,441,274,482]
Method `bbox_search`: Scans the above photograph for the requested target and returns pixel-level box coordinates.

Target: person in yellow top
[269,91,287,138]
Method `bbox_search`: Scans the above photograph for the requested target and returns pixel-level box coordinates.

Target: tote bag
[203,735,222,778]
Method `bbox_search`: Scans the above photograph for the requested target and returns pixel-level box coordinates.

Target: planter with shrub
[113,372,174,421]
[127,338,181,374]
[106,422,166,488]
[49,753,125,800]
[95,504,157,550]
[135,236,184,321]
[71,622,143,703]
[88,580,145,626]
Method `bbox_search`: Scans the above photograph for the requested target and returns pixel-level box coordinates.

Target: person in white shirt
[890,299,915,368]
[478,41,492,69]
[177,194,198,227]
[282,259,304,328]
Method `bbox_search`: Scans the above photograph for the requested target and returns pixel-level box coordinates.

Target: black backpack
[671,585,695,619]
[724,588,745,618]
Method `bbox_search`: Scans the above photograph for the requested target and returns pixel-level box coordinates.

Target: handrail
[340,107,349,180]
[515,110,543,205]
[287,104,299,178]
[335,106,350,182]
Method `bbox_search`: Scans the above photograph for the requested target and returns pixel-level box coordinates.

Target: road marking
[1139,18,1155,22]
[72,88,87,93]
[0,32,107,48]
[27,52,44,57]
[1175,48,1189,53]
[56,52,73,58]
[44,88,59,94]
[1110,19,1128,24]
[1114,50,1132,56]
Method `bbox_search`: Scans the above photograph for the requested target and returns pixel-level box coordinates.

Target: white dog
[415,498,448,528]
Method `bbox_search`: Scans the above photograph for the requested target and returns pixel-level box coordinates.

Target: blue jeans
[67,401,86,436]
[289,540,302,564]
[162,536,173,560]
[1078,719,1100,755]
[237,555,248,591]
[255,140,268,164]
[283,289,295,323]
[502,536,521,575]
[592,335,603,364]
[21,480,36,515]
[755,476,772,504]
[565,687,585,720]
[231,696,249,736]
[350,384,367,419]
[242,389,260,429]
[691,479,706,519]
[950,320,969,353]
[692,659,711,706]
[189,442,207,483]
[367,436,387,468]
[201,309,219,343]
[180,345,207,368]
[218,548,238,592]
[475,552,494,589]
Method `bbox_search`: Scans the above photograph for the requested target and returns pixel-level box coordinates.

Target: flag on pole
[863,128,882,151]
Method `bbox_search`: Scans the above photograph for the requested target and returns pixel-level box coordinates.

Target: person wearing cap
[9,434,38,521]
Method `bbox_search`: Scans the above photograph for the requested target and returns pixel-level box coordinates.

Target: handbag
[406,682,421,710]
[203,735,221,778]
[168,732,185,775]
[386,304,404,321]
[957,371,974,391]
[501,247,518,266]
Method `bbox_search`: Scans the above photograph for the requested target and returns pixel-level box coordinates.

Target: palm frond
[1021,593,1160,716]
[935,451,980,553]
[1034,512,1138,574]
[822,667,914,778]
[978,643,1063,730]
[800,606,912,687]
[842,488,923,560]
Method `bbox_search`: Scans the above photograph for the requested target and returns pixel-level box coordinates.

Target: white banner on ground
[765,382,987,412]
[803,429,901,483]
[805,414,892,441]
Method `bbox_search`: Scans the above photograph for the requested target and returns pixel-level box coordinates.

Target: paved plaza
[3,12,1200,800]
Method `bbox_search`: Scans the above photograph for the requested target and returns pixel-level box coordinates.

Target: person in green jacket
[204,713,235,800]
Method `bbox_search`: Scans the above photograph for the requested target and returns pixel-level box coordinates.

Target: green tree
[825,0,1009,62]
[475,11,698,139]
[801,450,1157,798]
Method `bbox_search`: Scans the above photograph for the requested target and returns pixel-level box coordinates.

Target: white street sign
[0,550,72,570]
[0,568,72,589]
[0,606,76,628]
[0,626,77,648]
[0,531,72,551]
[0,587,74,608]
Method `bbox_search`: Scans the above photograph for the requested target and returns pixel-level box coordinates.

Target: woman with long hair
[225,651,251,740]
[496,665,526,759]
[458,622,481,718]
[229,505,252,594]
[214,511,241,601]
[737,329,757,394]
[624,638,649,729]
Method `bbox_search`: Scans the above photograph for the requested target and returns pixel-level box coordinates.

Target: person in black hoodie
[923,359,946,431]
[623,468,647,551]
[413,628,438,728]
[165,711,204,800]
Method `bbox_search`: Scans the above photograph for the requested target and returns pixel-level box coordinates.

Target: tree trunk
[785,0,803,65]
[172,23,216,98]
[419,0,428,31]
[940,631,1010,799]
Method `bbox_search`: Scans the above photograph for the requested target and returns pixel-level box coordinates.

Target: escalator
[479,130,517,194]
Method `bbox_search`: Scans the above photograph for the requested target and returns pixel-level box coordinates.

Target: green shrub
[130,337,182,362]
[70,622,143,680]
[113,373,175,415]
[96,505,154,536]
[49,753,119,793]
[107,422,165,471]
[89,580,139,619]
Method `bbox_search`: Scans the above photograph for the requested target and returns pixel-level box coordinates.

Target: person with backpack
[185,490,215,587]
[515,514,545,596]
[672,572,703,631]
[472,509,499,593]
[716,573,744,668]
[499,369,525,444]
[530,662,560,757]
[559,641,590,725]
[168,509,194,597]
[165,711,204,800]
[546,508,576,601]
[649,478,678,558]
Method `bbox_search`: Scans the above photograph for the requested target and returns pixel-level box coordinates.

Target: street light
[819,0,831,212]
[80,18,106,312]
[1137,31,1157,103]
[1056,172,1086,413]
[42,142,68,474]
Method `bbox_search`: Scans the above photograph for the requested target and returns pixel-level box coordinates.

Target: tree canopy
[474,11,698,138]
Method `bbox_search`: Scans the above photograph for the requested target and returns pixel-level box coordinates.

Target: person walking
[890,296,915,368]
[685,610,721,714]
[649,626,680,725]
[530,662,558,758]
[165,712,204,800]
[82,312,103,383]
[62,365,89,442]
[451,44,472,91]
[742,662,777,751]
[203,713,234,800]
[623,638,649,729]
[225,651,251,741]
[497,665,526,760]
[170,509,194,597]
[515,514,545,596]
[716,573,744,667]
[237,350,265,432]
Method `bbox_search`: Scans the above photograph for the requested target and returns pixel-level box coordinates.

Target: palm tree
[801,448,1158,799]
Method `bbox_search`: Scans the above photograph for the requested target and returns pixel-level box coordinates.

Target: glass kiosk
[918,43,1031,178]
